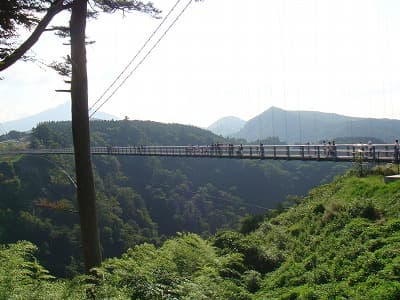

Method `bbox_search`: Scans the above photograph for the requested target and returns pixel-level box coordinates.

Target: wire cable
[89,0,183,112]
[149,183,271,211]
[25,155,77,188]
[90,0,194,119]
[0,122,7,136]
[89,0,188,115]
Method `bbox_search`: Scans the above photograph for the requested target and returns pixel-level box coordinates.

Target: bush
[242,270,262,293]
[239,214,265,234]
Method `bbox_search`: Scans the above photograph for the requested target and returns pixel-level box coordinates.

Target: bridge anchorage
[1,144,399,163]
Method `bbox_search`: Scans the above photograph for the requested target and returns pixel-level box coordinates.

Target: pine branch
[0,0,66,72]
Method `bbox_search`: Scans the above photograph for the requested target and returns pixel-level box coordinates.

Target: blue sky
[1,0,400,128]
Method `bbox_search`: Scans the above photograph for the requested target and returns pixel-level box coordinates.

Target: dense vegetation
[1,166,399,299]
[0,120,348,277]
[254,169,400,299]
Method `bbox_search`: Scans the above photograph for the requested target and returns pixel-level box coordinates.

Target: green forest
[0,121,348,276]
[1,120,399,299]
[1,161,400,298]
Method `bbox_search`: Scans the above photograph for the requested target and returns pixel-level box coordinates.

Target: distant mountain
[3,102,118,132]
[207,116,246,137]
[234,106,400,144]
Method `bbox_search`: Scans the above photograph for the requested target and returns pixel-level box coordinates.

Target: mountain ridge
[2,102,118,132]
[208,106,400,143]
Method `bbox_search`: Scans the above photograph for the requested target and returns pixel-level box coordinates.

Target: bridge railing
[1,144,399,162]
[91,144,399,162]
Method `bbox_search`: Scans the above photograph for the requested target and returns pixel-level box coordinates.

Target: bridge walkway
[1,144,399,163]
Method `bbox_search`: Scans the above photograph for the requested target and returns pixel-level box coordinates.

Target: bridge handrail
[1,143,399,163]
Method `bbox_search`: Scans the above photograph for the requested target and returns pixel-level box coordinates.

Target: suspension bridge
[1,143,399,163]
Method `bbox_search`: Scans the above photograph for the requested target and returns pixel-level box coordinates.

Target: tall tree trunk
[70,0,102,273]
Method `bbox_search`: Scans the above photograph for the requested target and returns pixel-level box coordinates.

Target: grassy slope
[254,174,400,299]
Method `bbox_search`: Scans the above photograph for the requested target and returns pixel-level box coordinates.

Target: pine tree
[0,0,160,273]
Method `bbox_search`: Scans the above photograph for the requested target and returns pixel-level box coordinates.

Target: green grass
[254,172,400,299]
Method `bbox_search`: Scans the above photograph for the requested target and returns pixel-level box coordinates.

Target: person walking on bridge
[260,143,264,157]
[327,141,332,157]
[332,141,337,158]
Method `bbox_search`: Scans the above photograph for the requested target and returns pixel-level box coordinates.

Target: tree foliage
[0,0,48,38]
[1,171,400,298]
[0,0,160,70]
[0,120,352,276]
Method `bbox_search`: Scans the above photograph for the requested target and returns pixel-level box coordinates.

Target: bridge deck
[1,144,399,163]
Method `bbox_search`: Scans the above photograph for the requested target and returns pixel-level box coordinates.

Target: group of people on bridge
[321,140,337,158]
[184,143,265,157]
[101,140,400,162]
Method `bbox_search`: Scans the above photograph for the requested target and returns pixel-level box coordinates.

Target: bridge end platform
[384,175,400,183]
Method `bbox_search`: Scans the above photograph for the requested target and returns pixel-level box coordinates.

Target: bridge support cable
[283,87,288,143]
[25,155,77,188]
[89,0,195,119]
[0,122,8,136]
[89,0,184,114]
[271,106,275,140]
[297,109,302,144]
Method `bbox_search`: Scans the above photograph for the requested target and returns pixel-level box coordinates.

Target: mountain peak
[268,106,284,111]
[207,116,246,137]
[3,102,118,132]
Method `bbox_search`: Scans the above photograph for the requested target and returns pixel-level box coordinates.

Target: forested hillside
[0,120,348,276]
[1,168,399,299]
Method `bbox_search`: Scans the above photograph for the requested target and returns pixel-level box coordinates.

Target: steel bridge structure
[1,144,399,163]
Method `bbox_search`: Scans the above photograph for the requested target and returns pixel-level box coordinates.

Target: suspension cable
[90,0,194,118]
[151,183,271,211]
[0,122,7,136]
[89,0,183,113]
[26,155,77,188]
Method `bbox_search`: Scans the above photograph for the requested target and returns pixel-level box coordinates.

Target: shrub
[239,214,265,234]
[242,270,262,293]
